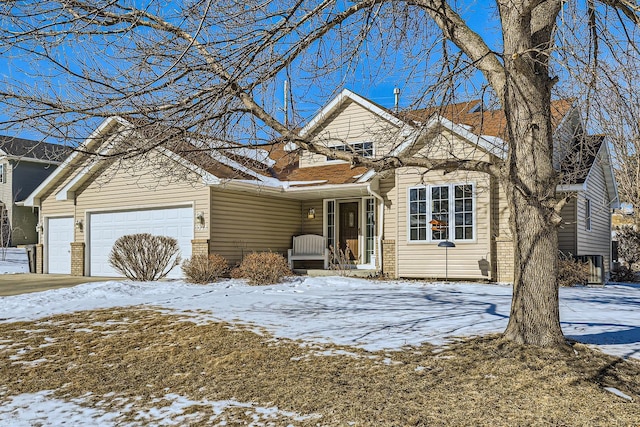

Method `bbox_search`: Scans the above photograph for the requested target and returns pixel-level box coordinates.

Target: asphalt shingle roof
[0,135,69,162]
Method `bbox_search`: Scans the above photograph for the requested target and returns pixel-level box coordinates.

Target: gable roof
[299,89,409,138]
[560,134,604,185]
[404,98,574,140]
[23,91,617,205]
[23,117,294,206]
[0,135,69,163]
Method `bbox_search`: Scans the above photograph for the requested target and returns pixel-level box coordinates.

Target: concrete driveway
[0,274,120,296]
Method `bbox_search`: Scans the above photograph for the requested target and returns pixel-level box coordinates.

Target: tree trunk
[499,0,566,346]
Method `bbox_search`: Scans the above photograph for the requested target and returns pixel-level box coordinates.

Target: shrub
[557,253,590,287]
[231,252,291,285]
[109,233,181,281]
[616,226,640,270]
[610,265,637,283]
[182,254,229,284]
[329,244,354,276]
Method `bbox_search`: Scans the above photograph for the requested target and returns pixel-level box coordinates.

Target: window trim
[407,182,476,243]
[325,141,374,162]
[585,197,592,231]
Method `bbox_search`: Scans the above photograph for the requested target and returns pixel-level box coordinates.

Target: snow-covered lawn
[1,252,639,425]
[0,248,29,274]
[2,277,639,359]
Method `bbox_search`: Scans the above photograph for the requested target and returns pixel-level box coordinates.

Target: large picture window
[408,183,475,242]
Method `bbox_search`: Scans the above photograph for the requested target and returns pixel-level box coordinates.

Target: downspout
[367,182,384,273]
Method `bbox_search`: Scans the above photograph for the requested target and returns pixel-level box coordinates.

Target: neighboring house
[0,135,68,245]
[23,90,619,281]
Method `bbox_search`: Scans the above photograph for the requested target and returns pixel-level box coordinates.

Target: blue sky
[1,1,501,144]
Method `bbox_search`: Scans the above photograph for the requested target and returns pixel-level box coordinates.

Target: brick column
[36,244,43,274]
[191,239,210,257]
[495,238,514,283]
[382,239,397,278]
[70,242,85,276]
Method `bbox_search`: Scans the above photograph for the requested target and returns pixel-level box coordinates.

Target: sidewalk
[0,274,120,296]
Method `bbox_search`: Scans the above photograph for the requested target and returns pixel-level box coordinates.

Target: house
[23,90,619,281]
[0,135,68,246]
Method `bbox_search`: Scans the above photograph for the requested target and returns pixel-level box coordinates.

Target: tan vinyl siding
[576,159,612,271]
[379,172,397,240]
[389,130,496,280]
[396,170,492,279]
[300,100,402,167]
[209,189,302,264]
[301,200,323,236]
[73,155,210,244]
[39,157,94,219]
[558,198,577,255]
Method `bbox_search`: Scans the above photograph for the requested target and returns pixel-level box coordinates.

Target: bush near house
[616,226,640,271]
[109,233,181,281]
[557,253,591,287]
[182,254,229,284]
[231,252,291,285]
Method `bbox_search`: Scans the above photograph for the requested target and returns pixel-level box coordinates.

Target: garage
[87,206,194,277]
[47,217,74,274]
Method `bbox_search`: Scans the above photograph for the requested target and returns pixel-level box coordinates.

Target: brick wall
[36,244,43,274]
[191,239,210,257]
[496,238,514,283]
[70,242,85,276]
[382,239,397,278]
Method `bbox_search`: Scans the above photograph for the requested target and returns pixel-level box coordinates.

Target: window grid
[326,200,336,248]
[327,142,373,160]
[454,185,474,240]
[365,198,375,264]
[408,183,474,242]
[409,188,427,241]
[431,186,449,241]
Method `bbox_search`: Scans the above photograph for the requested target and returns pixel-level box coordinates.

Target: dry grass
[1,307,639,426]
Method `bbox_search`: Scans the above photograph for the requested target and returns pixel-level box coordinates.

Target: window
[327,142,373,160]
[408,183,475,242]
[326,200,336,249]
[0,164,5,184]
[585,198,591,231]
[365,198,375,264]
[409,187,428,241]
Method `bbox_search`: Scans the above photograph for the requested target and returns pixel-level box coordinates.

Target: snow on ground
[1,276,639,359]
[0,248,29,274]
[1,256,639,425]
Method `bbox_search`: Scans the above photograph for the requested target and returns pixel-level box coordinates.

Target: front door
[339,202,359,262]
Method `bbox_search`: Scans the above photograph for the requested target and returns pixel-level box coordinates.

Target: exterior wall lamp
[196,211,205,226]
[75,219,83,230]
[307,208,316,219]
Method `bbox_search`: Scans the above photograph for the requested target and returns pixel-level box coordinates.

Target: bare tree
[0,0,638,347]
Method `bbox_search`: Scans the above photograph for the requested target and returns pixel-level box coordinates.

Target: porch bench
[288,234,330,270]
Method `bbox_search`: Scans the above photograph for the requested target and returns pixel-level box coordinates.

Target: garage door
[88,206,193,278]
[47,217,74,274]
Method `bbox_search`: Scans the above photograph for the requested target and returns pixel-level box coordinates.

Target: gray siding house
[0,136,68,245]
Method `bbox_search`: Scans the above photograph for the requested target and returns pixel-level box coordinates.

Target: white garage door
[47,217,74,274]
[88,206,193,278]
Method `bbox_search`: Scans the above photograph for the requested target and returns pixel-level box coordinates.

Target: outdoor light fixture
[307,208,316,219]
[438,240,456,281]
[196,211,205,225]
[75,219,83,230]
